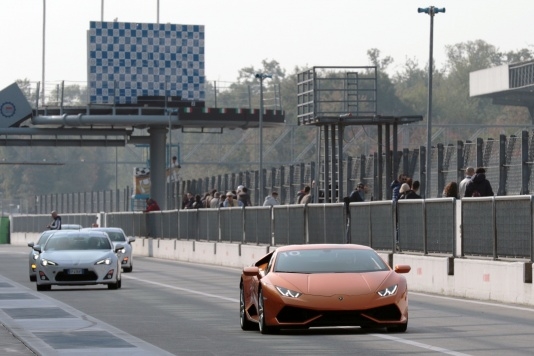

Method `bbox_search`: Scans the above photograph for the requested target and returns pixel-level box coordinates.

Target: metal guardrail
[12,196,534,262]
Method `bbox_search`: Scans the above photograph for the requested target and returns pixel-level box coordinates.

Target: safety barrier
[9,196,534,262]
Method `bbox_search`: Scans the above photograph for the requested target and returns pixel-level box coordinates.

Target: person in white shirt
[459,167,475,198]
[263,192,280,207]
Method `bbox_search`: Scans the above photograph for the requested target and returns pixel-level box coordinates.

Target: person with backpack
[464,167,494,197]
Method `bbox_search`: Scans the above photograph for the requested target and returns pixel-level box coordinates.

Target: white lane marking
[125,275,471,355]
[411,292,534,313]
[124,275,238,302]
[372,333,472,356]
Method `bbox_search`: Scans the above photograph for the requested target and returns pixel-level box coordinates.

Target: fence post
[499,134,507,196]
[457,140,464,183]
[420,146,426,198]
[437,143,444,196]
[522,130,530,195]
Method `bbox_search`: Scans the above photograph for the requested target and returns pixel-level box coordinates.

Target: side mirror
[243,266,260,277]
[33,245,42,253]
[128,237,136,244]
[394,265,411,274]
[28,242,35,248]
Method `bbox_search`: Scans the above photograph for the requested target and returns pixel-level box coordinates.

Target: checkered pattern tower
[87,21,205,104]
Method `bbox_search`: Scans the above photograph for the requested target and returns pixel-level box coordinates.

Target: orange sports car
[240,244,411,334]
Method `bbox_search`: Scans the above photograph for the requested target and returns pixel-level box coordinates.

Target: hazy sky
[0,0,532,91]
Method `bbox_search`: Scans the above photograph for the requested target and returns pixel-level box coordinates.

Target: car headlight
[275,286,302,298]
[377,284,398,297]
[118,248,126,254]
[95,258,112,265]
[41,258,58,266]
[32,253,39,260]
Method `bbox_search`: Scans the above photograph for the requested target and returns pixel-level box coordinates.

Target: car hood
[272,271,392,296]
[41,250,114,264]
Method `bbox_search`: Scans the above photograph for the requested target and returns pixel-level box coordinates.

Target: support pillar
[148,127,168,209]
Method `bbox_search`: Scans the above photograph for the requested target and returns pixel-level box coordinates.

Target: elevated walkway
[470,60,534,122]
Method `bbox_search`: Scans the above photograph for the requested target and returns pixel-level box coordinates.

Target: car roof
[61,224,83,229]
[275,244,372,252]
[48,230,110,238]
[81,227,124,232]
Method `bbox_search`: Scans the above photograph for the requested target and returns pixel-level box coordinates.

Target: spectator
[263,191,280,207]
[405,180,422,199]
[465,167,494,197]
[398,183,412,200]
[459,167,475,198]
[296,186,308,204]
[223,191,242,207]
[391,173,408,202]
[184,192,195,209]
[192,194,204,209]
[238,187,252,207]
[299,186,312,205]
[47,211,62,230]
[349,183,365,202]
[167,155,181,182]
[210,192,222,208]
[202,192,212,208]
[143,198,160,212]
[443,181,460,198]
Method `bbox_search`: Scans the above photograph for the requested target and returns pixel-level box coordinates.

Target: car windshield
[105,231,126,242]
[274,248,389,273]
[44,235,112,251]
[37,231,55,245]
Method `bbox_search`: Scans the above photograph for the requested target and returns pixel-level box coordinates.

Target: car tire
[240,285,256,331]
[387,320,408,333]
[123,265,132,273]
[30,275,36,282]
[108,281,119,290]
[258,289,278,334]
[36,284,51,291]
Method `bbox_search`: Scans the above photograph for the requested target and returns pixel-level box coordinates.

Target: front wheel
[240,285,256,331]
[258,289,278,334]
[387,320,408,333]
[108,280,119,290]
[36,284,51,291]
[123,262,133,273]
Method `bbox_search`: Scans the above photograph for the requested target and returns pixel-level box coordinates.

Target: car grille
[277,304,401,326]
[55,270,98,282]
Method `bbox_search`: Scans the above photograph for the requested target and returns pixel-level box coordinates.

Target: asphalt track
[1,245,534,356]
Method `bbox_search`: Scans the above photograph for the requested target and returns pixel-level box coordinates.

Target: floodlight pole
[255,73,272,203]
[418,6,445,198]
[42,0,46,104]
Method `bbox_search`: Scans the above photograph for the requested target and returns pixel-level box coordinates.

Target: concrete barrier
[10,232,534,307]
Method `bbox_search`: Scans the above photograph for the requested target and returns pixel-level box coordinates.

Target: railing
[13,195,534,262]
[30,130,534,214]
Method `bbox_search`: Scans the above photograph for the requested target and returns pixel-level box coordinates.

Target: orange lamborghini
[240,244,411,334]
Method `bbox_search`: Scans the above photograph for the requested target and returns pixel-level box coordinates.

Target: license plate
[67,269,83,275]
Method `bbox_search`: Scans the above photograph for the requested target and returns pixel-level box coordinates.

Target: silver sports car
[33,230,124,291]
[83,227,135,272]
[28,230,57,282]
